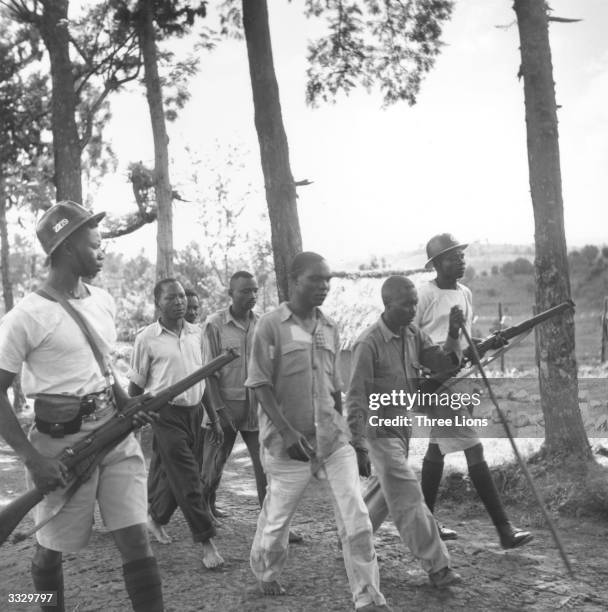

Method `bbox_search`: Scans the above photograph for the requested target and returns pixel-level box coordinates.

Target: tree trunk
[39,0,82,203]
[138,2,174,280]
[514,0,590,458]
[0,176,27,413]
[242,0,302,302]
[0,178,14,313]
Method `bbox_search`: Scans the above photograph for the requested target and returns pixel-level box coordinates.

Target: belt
[36,390,113,438]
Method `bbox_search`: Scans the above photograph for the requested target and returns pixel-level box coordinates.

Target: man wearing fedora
[415,233,533,549]
[0,201,164,611]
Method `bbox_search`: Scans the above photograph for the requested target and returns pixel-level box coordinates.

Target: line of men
[0,201,532,612]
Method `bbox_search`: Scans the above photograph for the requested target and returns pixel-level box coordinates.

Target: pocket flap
[34,394,81,423]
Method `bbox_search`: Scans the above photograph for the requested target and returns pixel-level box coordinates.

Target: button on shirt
[205,307,258,401]
[205,307,259,428]
[128,320,208,406]
[346,316,461,443]
[245,302,348,461]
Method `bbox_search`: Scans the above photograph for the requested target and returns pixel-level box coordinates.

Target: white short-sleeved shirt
[415,280,473,348]
[128,320,208,406]
[0,284,116,396]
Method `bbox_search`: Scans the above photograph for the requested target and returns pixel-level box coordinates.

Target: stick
[460,323,574,577]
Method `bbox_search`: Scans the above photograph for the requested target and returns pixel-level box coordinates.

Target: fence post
[498,302,505,373]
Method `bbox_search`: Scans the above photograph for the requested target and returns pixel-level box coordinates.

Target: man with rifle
[347,275,463,589]
[128,278,225,568]
[0,201,164,611]
[415,233,533,548]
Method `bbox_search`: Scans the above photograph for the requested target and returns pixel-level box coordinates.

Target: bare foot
[259,580,286,596]
[147,515,171,544]
[201,539,224,569]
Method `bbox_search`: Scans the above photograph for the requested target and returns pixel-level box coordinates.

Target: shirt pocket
[280,341,310,377]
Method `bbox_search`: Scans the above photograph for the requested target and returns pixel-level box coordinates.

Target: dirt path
[2,438,608,612]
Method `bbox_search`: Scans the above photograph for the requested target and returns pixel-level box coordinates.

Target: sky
[96,0,608,268]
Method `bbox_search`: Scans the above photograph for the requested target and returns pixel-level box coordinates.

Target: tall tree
[38,0,82,202]
[242,0,302,302]
[138,0,174,279]
[2,0,160,234]
[113,0,207,279]
[223,0,452,300]
[513,0,589,457]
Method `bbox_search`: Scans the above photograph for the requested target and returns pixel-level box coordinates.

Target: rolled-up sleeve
[0,311,31,374]
[244,316,274,389]
[345,341,375,443]
[128,333,150,388]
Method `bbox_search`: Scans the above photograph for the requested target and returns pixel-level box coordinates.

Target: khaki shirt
[245,302,348,462]
[128,320,208,406]
[346,316,461,443]
[205,307,259,429]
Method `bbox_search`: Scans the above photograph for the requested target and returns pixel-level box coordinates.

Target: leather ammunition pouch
[34,393,99,438]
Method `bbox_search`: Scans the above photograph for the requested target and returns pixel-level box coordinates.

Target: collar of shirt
[223,307,258,330]
[376,316,415,343]
[278,301,333,328]
[153,319,200,338]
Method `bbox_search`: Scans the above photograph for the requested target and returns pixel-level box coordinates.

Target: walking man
[0,201,163,611]
[128,278,225,568]
[246,252,390,611]
[346,275,463,588]
[415,233,533,548]
[202,271,266,516]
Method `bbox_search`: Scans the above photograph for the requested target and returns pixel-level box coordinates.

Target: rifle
[0,348,238,547]
[462,300,575,365]
[420,300,575,394]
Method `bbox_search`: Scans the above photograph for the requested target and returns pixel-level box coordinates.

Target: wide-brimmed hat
[425,233,468,267]
[36,201,106,256]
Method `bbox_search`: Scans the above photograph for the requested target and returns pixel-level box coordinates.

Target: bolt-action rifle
[420,300,575,393]
[0,348,238,546]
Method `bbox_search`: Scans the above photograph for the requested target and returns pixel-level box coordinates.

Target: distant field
[469,273,603,369]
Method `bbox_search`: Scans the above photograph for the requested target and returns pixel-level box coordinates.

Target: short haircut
[154,277,180,303]
[381,275,415,306]
[184,288,199,299]
[229,270,254,290]
[289,251,325,280]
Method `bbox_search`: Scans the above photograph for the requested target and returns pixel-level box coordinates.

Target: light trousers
[251,443,386,609]
[365,436,450,573]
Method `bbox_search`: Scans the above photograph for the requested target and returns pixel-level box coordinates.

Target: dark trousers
[148,403,216,542]
[201,425,267,508]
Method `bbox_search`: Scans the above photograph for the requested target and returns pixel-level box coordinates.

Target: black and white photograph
[0,0,607,610]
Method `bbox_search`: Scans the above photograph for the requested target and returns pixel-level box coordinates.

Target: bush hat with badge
[425,233,468,268]
[36,200,106,256]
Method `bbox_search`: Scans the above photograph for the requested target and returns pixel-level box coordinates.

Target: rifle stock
[0,348,239,546]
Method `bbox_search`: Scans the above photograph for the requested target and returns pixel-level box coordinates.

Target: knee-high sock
[31,560,64,612]
[468,461,508,526]
[122,556,164,612]
[421,459,444,513]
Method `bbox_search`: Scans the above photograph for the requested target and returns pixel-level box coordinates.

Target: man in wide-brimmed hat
[0,201,164,611]
[415,233,533,549]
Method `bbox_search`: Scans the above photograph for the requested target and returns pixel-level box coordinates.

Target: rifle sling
[36,286,115,392]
